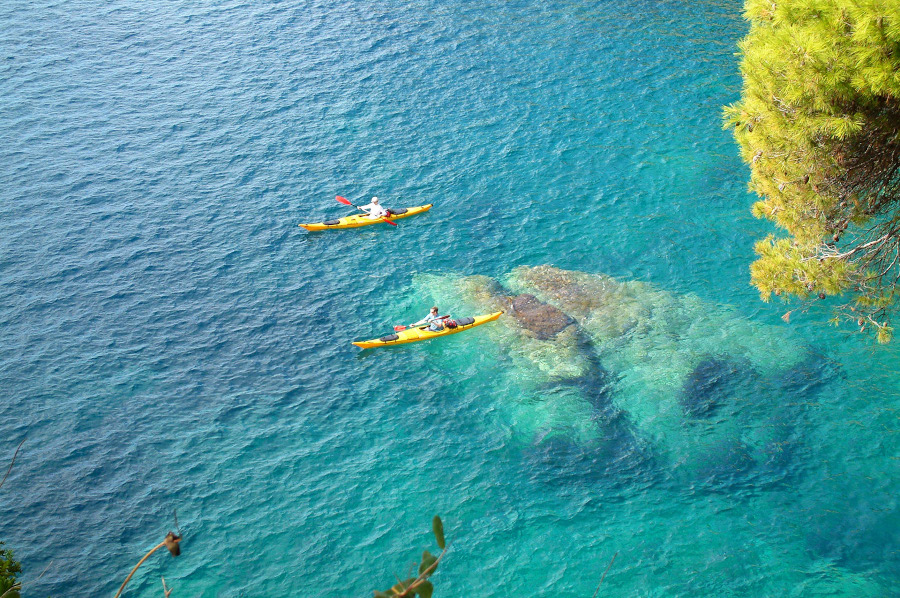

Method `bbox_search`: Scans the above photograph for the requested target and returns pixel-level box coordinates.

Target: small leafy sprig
[374,516,447,598]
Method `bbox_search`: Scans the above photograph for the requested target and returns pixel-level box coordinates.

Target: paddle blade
[383,218,398,226]
[335,195,352,206]
[393,325,407,331]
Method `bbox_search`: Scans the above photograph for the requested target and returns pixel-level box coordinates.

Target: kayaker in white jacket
[360,197,390,220]
[415,306,448,331]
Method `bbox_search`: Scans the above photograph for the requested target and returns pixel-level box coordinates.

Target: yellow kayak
[353,311,502,349]
[299,204,433,231]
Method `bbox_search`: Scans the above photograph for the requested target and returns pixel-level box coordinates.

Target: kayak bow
[352,311,502,349]
[299,204,433,231]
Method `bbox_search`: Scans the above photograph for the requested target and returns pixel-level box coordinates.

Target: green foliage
[725,0,900,341]
[413,580,433,598]
[431,516,445,551]
[375,517,446,598]
[418,551,438,576]
[0,543,22,598]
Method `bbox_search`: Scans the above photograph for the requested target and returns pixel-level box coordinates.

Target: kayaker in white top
[414,306,447,331]
[360,197,390,220]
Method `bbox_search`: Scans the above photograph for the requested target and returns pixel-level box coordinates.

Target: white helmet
[371,197,379,204]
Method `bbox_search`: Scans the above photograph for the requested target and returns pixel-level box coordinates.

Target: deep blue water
[1,1,898,596]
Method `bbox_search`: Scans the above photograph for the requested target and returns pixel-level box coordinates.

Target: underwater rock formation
[501,293,574,341]
[411,273,593,383]
[404,266,817,486]
[407,273,607,445]
[504,265,803,375]
[500,265,809,475]
[680,356,758,418]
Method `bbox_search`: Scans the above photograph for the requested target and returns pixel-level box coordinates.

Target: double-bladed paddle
[336,195,398,226]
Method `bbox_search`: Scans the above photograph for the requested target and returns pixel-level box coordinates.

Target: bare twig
[29,560,52,584]
[173,510,181,538]
[115,533,181,598]
[161,576,173,597]
[0,439,25,492]
[0,557,54,598]
[115,541,167,598]
[817,233,892,261]
[591,552,618,598]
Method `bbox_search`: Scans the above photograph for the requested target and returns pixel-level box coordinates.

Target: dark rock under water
[776,350,844,397]
[522,426,659,492]
[805,496,900,576]
[502,293,575,340]
[680,356,759,418]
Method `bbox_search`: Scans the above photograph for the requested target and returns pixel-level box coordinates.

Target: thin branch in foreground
[114,532,182,598]
[591,551,618,598]
[173,509,182,538]
[0,560,55,598]
[0,438,25,492]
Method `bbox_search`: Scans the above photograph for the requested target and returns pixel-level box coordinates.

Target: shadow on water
[679,355,757,418]
[774,348,845,397]
[521,331,660,492]
[681,349,845,495]
[523,346,845,499]
[522,428,660,497]
[774,354,900,577]
[805,500,900,577]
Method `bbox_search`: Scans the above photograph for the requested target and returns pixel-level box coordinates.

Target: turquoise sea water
[1,1,898,596]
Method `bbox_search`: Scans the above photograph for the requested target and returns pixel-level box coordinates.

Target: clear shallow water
[0,0,897,596]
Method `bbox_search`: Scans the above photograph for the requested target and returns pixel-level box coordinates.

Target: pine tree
[0,543,21,598]
[724,0,900,342]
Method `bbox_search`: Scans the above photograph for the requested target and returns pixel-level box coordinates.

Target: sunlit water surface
[0,1,897,596]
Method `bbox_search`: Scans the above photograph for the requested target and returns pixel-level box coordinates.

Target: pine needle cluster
[724,0,900,342]
[0,543,21,598]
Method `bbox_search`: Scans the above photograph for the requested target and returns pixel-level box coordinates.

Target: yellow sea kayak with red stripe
[299,204,433,231]
[352,311,502,349]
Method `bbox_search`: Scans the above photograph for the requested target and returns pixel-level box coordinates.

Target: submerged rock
[680,356,757,418]
[401,266,819,490]
[503,265,810,483]
[502,293,575,340]
[504,265,643,339]
[505,264,804,375]
[410,272,595,382]
[406,272,608,445]
[803,487,900,577]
